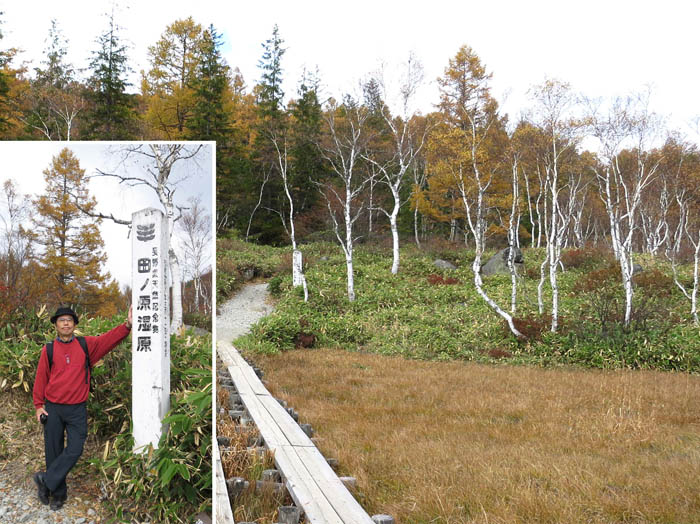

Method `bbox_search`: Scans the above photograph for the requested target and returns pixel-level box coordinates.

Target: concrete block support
[278,505,302,524]
[132,208,170,451]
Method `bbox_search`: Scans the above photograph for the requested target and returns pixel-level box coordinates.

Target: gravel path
[216,282,274,344]
[0,461,102,524]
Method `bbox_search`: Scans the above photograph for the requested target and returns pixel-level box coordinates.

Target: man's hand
[36,406,48,423]
[126,304,133,329]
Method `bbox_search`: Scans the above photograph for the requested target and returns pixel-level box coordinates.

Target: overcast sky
[2,0,698,141]
[0,142,214,287]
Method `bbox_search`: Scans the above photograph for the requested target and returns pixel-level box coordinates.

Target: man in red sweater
[32,306,133,510]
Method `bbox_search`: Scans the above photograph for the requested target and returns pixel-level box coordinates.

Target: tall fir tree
[19,19,85,140]
[289,68,325,224]
[83,7,137,139]
[31,148,120,316]
[186,24,231,140]
[215,76,256,235]
[250,24,288,243]
[256,24,286,122]
[35,19,74,89]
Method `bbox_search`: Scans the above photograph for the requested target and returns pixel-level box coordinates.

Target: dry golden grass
[252,349,700,524]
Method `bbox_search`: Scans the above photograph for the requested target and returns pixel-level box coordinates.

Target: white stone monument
[131,208,170,451]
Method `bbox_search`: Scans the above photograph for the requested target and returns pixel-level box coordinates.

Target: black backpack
[46,336,92,392]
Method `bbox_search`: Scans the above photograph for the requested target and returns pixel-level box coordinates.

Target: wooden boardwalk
[218,340,375,524]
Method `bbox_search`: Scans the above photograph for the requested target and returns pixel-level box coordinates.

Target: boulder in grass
[481,247,524,276]
[434,259,457,270]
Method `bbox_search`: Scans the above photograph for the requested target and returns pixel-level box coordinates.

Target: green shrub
[268,275,284,297]
[235,241,699,373]
[91,334,212,523]
[92,381,212,523]
[183,313,212,332]
[216,236,291,301]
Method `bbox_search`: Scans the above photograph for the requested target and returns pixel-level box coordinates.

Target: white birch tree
[269,131,309,301]
[364,55,429,274]
[87,144,205,333]
[669,189,700,324]
[316,97,370,302]
[586,92,662,327]
[507,153,521,313]
[178,196,212,314]
[528,79,581,332]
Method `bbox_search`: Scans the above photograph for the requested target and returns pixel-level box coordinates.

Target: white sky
[2,0,698,140]
[0,142,214,287]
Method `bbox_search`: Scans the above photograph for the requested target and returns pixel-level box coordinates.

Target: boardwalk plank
[219,342,376,524]
[214,439,236,524]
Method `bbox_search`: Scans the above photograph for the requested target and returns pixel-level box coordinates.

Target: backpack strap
[46,341,54,370]
[76,336,91,389]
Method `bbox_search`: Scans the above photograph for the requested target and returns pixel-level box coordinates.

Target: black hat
[50,307,79,325]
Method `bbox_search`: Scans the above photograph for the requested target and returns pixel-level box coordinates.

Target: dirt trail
[216,282,274,345]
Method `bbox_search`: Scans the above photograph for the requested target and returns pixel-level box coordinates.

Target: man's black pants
[43,400,88,501]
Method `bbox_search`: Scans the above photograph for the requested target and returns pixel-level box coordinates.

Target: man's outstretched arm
[88,305,133,363]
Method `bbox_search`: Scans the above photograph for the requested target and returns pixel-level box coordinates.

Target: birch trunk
[523,169,536,249]
[345,185,355,301]
[246,170,270,242]
[390,187,401,274]
[473,254,523,337]
[169,248,183,333]
[458,163,523,339]
[548,160,560,332]
[670,198,700,325]
[508,160,520,313]
[317,101,368,303]
[273,135,309,302]
[413,206,421,248]
[692,240,699,324]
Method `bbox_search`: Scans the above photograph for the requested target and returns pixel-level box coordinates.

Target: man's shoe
[49,497,65,511]
[33,472,49,505]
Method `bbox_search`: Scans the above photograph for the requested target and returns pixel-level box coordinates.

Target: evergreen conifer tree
[83,8,137,139]
[187,24,231,140]
[289,69,325,219]
[256,24,286,122]
[250,24,288,243]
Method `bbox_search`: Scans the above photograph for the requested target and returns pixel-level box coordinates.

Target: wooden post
[132,208,170,451]
[292,249,303,287]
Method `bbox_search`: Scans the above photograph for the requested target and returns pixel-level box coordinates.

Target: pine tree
[83,8,137,139]
[250,24,288,243]
[20,19,85,140]
[289,69,325,219]
[187,24,231,140]
[31,148,119,315]
[256,24,286,122]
